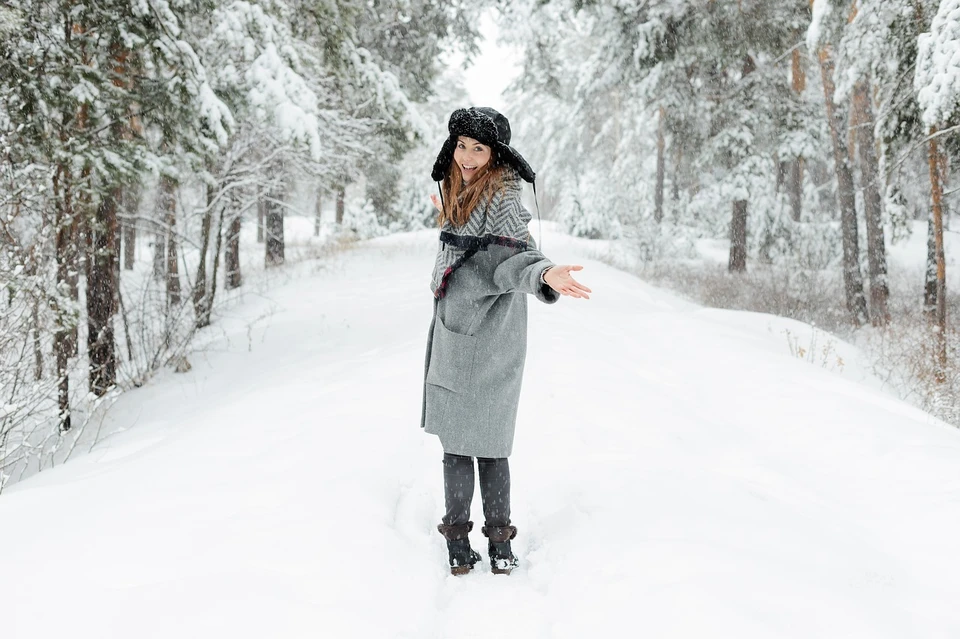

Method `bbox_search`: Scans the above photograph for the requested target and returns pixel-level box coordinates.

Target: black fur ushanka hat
[431,107,536,184]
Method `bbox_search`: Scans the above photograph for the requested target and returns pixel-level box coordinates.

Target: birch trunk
[52,164,73,431]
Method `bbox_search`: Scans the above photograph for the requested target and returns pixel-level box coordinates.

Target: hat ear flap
[431,137,457,182]
[497,143,536,183]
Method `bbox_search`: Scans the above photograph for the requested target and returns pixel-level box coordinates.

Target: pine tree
[915,0,957,381]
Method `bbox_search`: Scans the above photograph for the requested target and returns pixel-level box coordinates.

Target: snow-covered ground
[3,226,960,638]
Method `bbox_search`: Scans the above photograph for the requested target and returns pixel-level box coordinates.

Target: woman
[421,107,591,576]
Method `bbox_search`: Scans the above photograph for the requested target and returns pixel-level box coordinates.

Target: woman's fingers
[560,273,592,293]
[547,265,591,299]
[570,279,592,293]
[561,285,589,299]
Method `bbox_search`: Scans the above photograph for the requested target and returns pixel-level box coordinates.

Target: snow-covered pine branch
[916,0,960,128]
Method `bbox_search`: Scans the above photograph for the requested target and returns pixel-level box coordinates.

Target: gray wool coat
[421,181,559,459]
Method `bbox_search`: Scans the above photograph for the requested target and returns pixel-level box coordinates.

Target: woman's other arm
[492,249,591,302]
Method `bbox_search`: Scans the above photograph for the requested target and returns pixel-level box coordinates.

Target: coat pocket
[426,316,478,393]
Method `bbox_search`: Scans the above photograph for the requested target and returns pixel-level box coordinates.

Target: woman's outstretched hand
[544,265,592,299]
[430,194,443,213]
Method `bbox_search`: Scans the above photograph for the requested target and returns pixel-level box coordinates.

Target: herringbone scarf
[431,170,531,299]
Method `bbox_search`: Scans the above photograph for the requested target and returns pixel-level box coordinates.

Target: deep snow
[3,225,960,638]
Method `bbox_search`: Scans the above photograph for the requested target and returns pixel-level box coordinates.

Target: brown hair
[438,155,507,227]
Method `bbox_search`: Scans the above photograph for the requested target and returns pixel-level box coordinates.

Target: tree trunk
[939,145,951,230]
[52,166,73,431]
[194,180,215,328]
[727,55,756,273]
[87,189,119,396]
[315,189,322,236]
[852,80,890,326]
[55,334,71,432]
[789,48,806,222]
[69,169,88,357]
[257,198,265,243]
[655,107,666,223]
[265,194,285,267]
[672,141,682,202]
[123,209,136,269]
[153,227,166,280]
[209,206,226,310]
[776,159,788,193]
[114,210,122,283]
[926,127,948,382]
[53,165,79,356]
[788,158,804,222]
[32,299,42,381]
[729,200,748,273]
[789,47,806,222]
[159,175,181,307]
[120,186,137,271]
[226,214,242,288]
[818,48,868,325]
[924,215,937,318]
[336,187,345,225]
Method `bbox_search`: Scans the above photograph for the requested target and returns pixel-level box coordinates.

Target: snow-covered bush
[625,217,698,263]
[342,199,387,240]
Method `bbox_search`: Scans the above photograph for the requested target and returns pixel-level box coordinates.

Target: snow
[3,226,960,637]
[916,0,960,127]
[806,0,834,51]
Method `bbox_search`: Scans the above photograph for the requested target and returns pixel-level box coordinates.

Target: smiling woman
[421,106,592,577]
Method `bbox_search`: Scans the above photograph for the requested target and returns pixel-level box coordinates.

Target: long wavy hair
[439,151,507,227]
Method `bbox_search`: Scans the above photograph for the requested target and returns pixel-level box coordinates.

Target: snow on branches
[916,0,960,127]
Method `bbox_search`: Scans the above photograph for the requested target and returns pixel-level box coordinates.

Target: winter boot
[437,521,482,576]
[482,524,518,575]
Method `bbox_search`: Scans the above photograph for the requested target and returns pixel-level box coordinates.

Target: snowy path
[3,228,960,638]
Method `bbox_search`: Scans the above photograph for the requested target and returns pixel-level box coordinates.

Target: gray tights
[441,453,511,528]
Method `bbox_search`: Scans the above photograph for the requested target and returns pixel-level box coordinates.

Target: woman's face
[453,136,492,183]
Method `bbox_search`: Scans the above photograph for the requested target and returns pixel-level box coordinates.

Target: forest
[2,0,960,486]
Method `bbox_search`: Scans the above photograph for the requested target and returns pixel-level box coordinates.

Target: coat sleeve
[492,239,560,304]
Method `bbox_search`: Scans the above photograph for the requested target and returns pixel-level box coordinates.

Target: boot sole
[491,567,513,575]
[450,565,474,576]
